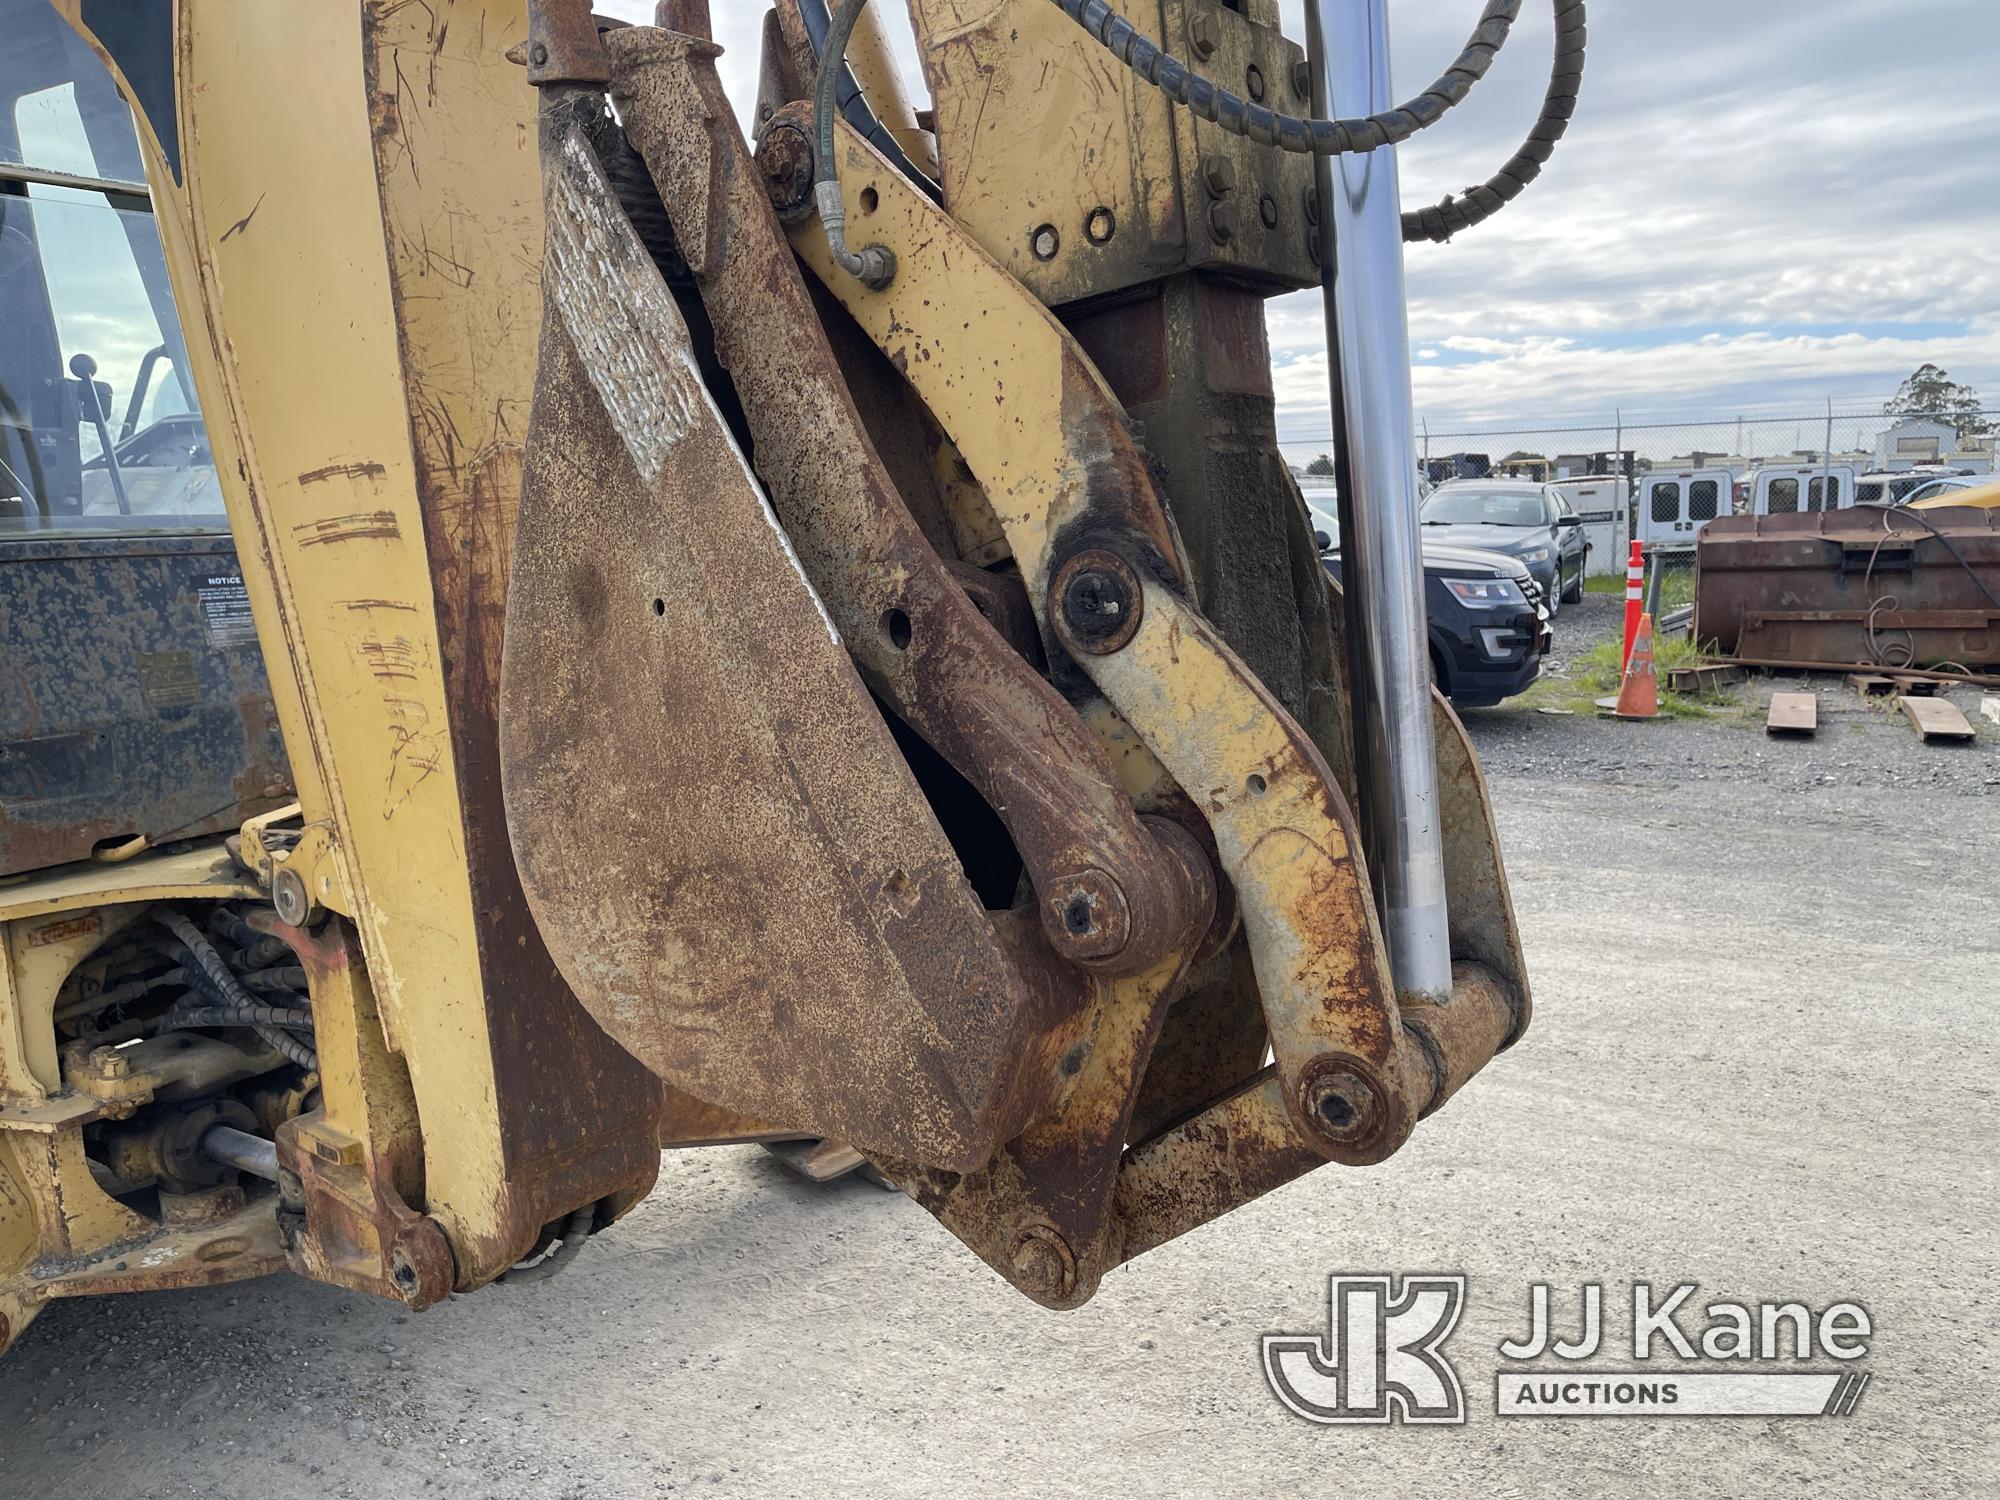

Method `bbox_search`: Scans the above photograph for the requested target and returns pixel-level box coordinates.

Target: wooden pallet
[1899,696,1976,743]
[1668,664,1746,693]
[1766,692,1818,736]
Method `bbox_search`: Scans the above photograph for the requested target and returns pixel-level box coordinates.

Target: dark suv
[1314,517,1551,708]
[1418,479,1590,613]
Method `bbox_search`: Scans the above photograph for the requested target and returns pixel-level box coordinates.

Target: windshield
[1,5,222,536]
[1422,489,1546,527]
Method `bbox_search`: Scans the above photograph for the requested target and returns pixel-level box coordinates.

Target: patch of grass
[1581,565,1697,609]
[1655,564,1698,611]
[1518,633,1730,719]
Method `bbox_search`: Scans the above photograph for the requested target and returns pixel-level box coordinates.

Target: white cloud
[597,1,2000,420]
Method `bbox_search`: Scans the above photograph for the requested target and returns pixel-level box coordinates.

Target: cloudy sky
[603,1,2000,436]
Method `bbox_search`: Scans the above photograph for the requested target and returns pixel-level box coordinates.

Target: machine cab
[0,0,288,875]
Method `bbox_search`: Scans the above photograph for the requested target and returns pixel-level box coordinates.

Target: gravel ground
[2,622,1996,1498]
[1469,591,2000,798]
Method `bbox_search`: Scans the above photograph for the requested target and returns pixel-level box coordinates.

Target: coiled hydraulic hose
[1054,0,1520,155]
[1047,0,1587,244]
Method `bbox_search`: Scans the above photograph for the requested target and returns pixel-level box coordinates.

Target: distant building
[1875,417,1958,471]
[1950,430,1996,475]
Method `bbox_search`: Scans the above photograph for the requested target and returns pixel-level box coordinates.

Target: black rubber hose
[810,0,898,288]
[1048,0,1518,154]
[814,0,875,196]
[1883,507,2000,613]
[1404,0,1587,243]
[499,1204,597,1285]
[239,965,311,995]
[151,909,319,1072]
[208,907,294,969]
[159,1005,317,1036]
[1048,0,1586,245]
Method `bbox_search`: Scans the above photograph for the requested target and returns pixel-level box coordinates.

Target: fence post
[1613,409,1626,546]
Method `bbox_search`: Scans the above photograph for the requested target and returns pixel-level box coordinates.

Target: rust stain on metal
[501,103,1076,1173]
[613,30,1207,979]
[1697,508,2000,669]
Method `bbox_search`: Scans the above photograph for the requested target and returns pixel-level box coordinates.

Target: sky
[611,2,2000,437]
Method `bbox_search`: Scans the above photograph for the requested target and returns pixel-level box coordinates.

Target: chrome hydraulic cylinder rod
[201,1124,280,1183]
[1307,0,1453,999]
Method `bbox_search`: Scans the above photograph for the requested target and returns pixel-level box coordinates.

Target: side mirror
[1556,515,1583,528]
[1313,528,1333,553]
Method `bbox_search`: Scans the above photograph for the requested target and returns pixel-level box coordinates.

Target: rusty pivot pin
[1053,548,1144,655]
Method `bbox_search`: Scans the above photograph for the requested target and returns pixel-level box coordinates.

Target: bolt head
[1010,1226,1077,1301]
[1260,194,1280,229]
[1302,1067,1383,1149]
[1031,224,1061,262]
[1304,185,1321,225]
[1245,63,1266,103]
[529,41,549,67]
[1202,156,1237,197]
[273,865,311,927]
[1044,868,1132,963]
[1188,14,1217,59]
[1208,200,1234,246]
[754,118,817,223]
[1054,549,1143,654]
[1292,58,1314,103]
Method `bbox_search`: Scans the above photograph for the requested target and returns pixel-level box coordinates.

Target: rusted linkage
[607,26,1212,981]
[1115,958,1515,1271]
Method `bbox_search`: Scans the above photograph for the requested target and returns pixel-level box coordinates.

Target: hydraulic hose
[1404,0,1586,242]
[1051,0,1518,154]
[152,908,319,1072]
[499,1204,597,1285]
[813,0,898,289]
[1047,0,1586,244]
[160,1005,318,1036]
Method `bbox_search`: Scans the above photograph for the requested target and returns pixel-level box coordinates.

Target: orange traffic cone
[1612,612,1660,719]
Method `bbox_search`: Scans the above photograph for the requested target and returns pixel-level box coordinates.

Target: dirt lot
[3,606,1996,1498]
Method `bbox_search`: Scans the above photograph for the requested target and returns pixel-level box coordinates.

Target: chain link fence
[1283,400,1998,589]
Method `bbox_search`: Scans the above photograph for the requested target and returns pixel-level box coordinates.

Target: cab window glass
[1,17,220,535]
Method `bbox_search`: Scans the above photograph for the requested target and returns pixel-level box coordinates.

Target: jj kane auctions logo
[1263,1276,1873,1424]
